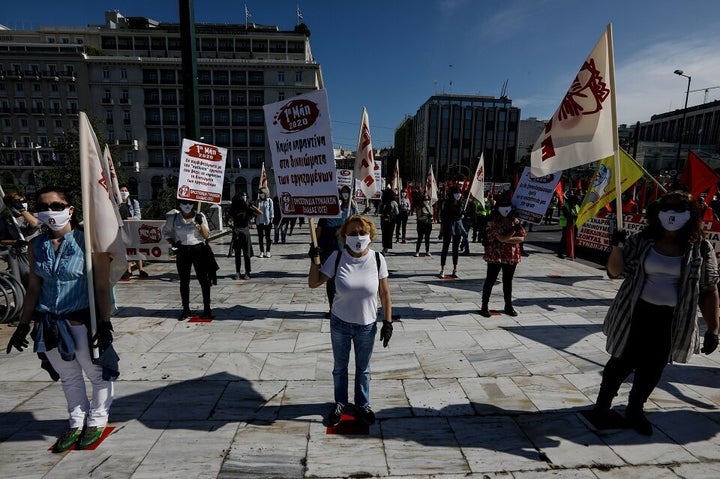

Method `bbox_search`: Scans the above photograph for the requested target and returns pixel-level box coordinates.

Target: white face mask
[453,193,461,201]
[21,202,28,211]
[179,204,195,214]
[424,200,430,207]
[120,191,130,200]
[341,192,350,200]
[346,234,371,253]
[498,206,512,217]
[37,208,72,231]
[658,210,691,231]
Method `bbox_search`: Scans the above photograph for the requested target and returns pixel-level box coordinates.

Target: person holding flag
[5,186,116,452]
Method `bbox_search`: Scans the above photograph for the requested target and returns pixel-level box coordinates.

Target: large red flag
[555,179,565,207]
[679,150,720,198]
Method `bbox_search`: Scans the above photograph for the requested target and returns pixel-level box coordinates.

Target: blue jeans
[330,316,377,408]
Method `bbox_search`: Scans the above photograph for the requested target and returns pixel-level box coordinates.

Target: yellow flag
[577,148,644,227]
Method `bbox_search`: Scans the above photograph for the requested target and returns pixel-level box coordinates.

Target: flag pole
[79,112,100,361]
[606,24,623,231]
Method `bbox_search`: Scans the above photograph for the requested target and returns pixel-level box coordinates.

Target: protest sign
[177,139,227,203]
[510,167,561,224]
[264,90,340,217]
[121,220,170,261]
[337,168,353,189]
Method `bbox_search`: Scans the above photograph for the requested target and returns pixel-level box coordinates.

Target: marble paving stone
[517,412,625,468]
[371,351,426,379]
[204,352,267,381]
[0,381,51,413]
[426,330,479,350]
[470,329,523,350]
[512,375,592,411]
[149,352,218,381]
[465,349,531,377]
[370,379,412,418]
[246,330,298,352]
[651,409,720,461]
[404,378,474,416]
[592,465,683,478]
[113,331,171,353]
[306,420,387,477]
[448,415,551,474]
[8,382,69,422]
[382,417,470,476]
[140,379,227,420]
[113,352,171,380]
[278,317,323,332]
[437,314,486,332]
[198,331,255,353]
[384,330,434,352]
[149,330,212,353]
[670,462,720,479]
[259,352,318,380]
[513,469,599,478]
[211,379,285,422]
[0,420,65,478]
[294,332,332,353]
[417,350,480,378]
[600,428,698,466]
[510,347,580,376]
[219,420,309,479]
[131,421,238,479]
[460,377,537,414]
[278,379,332,421]
[110,381,168,422]
[399,318,446,332]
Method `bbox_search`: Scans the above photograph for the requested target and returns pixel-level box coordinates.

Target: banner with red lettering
[177,139,227,203]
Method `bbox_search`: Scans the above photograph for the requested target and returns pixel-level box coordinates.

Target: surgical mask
[498,206,512,217]
[346,234,371,253]
[658,210,691,231]
[424,200,430,207]
[120,191,130,200]
[37,209,72,231]
[341,192,350,200]
[21,202,27,211]
[453,193,461,201]
[179,204,195,214]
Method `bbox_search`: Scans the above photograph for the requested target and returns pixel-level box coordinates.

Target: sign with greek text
[511,167,561,224]
[264,90,341,217]
[177,139,227,204]
[337,168,353,189]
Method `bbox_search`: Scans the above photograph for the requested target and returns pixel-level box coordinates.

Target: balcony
[119,98,131,105]
[101,98,114,105]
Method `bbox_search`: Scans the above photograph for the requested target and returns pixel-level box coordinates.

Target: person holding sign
[162,200,212,320]
[5,186,115,452]
[590,192,719,436]
[479,196,525,317]
[308,215,392,427]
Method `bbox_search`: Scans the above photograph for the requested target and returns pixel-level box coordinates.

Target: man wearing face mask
[162,200,212,320]
[255,187,274,258]
[118,184,148,279]
[588,192,719,436]
[479,196,525,317]
[314,185,358,318]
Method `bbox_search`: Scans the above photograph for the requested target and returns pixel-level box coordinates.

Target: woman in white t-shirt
[308,215,393,427]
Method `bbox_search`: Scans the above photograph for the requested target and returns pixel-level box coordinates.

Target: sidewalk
[1,216,720,478]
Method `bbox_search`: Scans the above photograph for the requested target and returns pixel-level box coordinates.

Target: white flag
[426,165,438,205]
[530,25,614,176]
[104,144,122,206]
[467,153,485,207]
[79,112,128,286]
[391,160,400,192]
[260,162,268,189]
[354,107,378,200]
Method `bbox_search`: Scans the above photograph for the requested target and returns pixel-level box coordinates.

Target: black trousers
[257,224,272,253]
[176,244,212,311]
[481,262,517,307]
[416,221,432,253]
[233,229,252,274]
[395,211,409,241]
[440,233,461,268]
[597,299,674,410]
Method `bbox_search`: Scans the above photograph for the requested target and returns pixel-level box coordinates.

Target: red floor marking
[326,414,369,435]
[489,310,502,316]
[187,316,213,323]
[48,426,115,452]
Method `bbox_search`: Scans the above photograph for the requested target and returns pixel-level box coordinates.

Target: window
[295,71,302,83]
[16,83,23,92]
[33,83,41,92]
[3,119,10,127]
[68,84,76,94]
[278,92,285,101]
[278,71,285,84]
[55,119,62,128]
[20,119,29,127]
[121,68,127,80]
[106,110,113,121]
[102,68,110,79]
[38,119,45,128]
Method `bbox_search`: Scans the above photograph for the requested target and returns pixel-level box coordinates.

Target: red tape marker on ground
[48,426,115,452]
[326,414,369,435]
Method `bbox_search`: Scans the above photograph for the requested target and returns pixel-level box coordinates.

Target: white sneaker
[426,252,432,257]
[414,252,420,257]
[265,252,271,258]
[259,252,265,258]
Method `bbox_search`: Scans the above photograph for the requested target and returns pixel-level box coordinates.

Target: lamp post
[674,69,691,174]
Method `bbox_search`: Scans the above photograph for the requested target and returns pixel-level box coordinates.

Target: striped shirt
[32,228,89,314]
[603,233,719,363]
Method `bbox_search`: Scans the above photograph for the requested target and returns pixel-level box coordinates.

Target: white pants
[44,322,114,428]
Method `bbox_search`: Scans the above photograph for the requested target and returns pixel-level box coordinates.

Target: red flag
[260,162,268,189]
[555,179,565,207]
[679,150,720,197]
[405,184,413,207]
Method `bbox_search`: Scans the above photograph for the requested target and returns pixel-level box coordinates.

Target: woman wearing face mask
[5,186,116,452]
[439,186,465,278]
[588,191,719,436]
[255,187,274,258]
[395,189,411,243]
[308,215,392,428]
[162,200,212,320]
[118,184,148,279]
[415,194,433,257]
[479,196,525,317]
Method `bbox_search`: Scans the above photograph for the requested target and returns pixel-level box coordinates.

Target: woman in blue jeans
[308,214,393,426]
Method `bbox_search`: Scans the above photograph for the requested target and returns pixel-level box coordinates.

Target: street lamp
[674,69,691,174]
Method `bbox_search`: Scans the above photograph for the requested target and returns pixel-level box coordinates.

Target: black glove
[195,214,203,225]
[379,320,393,348]
[6,198,25,215]
[6,322,31,353]
[13,239,28,249]
[91,321,114,348]
[701,331,719,354]
[171,240,181,248]
[308,244,320,261]
[610,229,627,247]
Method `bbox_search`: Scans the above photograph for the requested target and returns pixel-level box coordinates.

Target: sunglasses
[36,202,70,212]
[346,230,368,236]
[659,203,690,212]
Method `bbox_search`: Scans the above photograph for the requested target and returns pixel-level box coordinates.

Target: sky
[3,0,720,150]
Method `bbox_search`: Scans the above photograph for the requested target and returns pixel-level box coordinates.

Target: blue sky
[4,0,720,150]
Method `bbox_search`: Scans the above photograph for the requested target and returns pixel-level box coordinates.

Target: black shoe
[327,403,343,427]
[625,407,653,436]
[138,270,149,278]
[324,311,331,319]
[479,307,491,318]
[504,306,518,317]
[201,309,214,319]
[121,272,131,280]
[178,309,192,321]
[356,405,375,425]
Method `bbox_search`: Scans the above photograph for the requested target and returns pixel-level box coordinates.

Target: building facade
[0,10,323,203]
[412,94,520,185]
